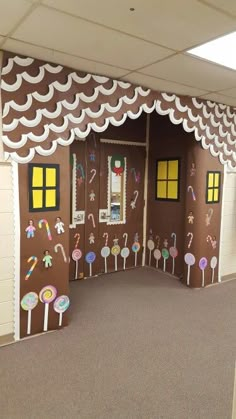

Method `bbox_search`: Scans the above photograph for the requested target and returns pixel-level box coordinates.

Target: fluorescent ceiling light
[187,31,236,71]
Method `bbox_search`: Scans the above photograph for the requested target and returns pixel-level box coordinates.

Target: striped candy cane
[25,256,38,280]
[38,219,52,240]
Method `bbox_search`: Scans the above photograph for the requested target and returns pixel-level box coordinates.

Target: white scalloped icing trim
[2,56,34,75]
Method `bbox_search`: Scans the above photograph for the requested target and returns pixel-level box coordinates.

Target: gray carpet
[0,268,235,419]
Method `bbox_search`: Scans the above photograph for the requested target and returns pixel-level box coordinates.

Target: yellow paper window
[157,181,167,198]
[32,167,43,187]
[168,181,178,199]
[208,173,214,188]
[208,189,213,202]
[32,190,43,208]
[45,189,56,207]
[214,173,220,187]
[46,168,56,187]
[168,160,178,179]
[157,161,167,180]
[214,189,219,201]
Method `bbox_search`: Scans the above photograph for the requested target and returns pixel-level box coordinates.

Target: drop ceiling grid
[0,1,236,105]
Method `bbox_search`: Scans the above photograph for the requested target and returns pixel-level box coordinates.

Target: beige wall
[0,161,15,337]
[220,170,236,278]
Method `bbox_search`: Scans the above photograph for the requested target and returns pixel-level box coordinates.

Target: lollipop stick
[163,259,166,272]
[172,258,175,275]
[156,259,158,269]
[75,260,78,280]
[115,255,117,271]
[27,310,31,335]
[187,265,190,286]
[202,271,205,287]
[89,263,92,277]
[135,252,137,267]
[212,268,214,284]
[59,312,63,327]
[149,250,151,266]
[123,258,126,270]
[44,303,49,332]
[104,257,107,274]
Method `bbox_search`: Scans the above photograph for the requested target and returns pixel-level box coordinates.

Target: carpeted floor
[0,267,236,419]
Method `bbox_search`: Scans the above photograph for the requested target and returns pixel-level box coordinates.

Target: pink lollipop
[72,249,82,280]
[39,285,57,331]
[147,239,155,266]
[170,232,178,275]
[199,257,208,287]
[53,295,70,326]
[184,253,195,286]
[153,249,161,268]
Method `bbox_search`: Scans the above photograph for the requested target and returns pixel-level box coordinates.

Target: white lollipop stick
[149,250,151,266]
[172,258,175,275]
[163,258,166,272]
[104,257,107,274]
[59,312,63,327]
[27,310,32,335]
[89,263,92,277]
[123,257,126,270]
[75,260,78,280]
[187,264,190,286]
[156,259,158,269]
[211,268,215,284]
[135,252,137,267]
[202,270,205,287]
[115,255,117,271]
[44,303,49,332]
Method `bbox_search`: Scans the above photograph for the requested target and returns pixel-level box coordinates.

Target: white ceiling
[1,0,236,106]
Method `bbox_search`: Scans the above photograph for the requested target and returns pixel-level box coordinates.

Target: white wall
[220,171,236,278]
[0,162,15,337]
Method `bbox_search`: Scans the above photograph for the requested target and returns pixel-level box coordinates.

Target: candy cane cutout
[187,232,193,248]
[205,208,213,226]
[74,233,80,249]
[38,219,52,240]
[89,169,97,184]
[130,190,139,209]
[25,256,38,280]
[123,233,128,247]
[103,232,108,246]
[54,244,67,263]
[187,185,196,201]
[171,232,177,248]
[88,213,96,228]
[77,163,85,179]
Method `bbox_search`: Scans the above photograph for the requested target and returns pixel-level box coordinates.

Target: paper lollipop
[132,233,140,267]
[169,232,178,275]
[39,285,57,332]
[147,238,155,266]
[153,235,161,268]
[72,233,82,280]
[199,257,208,287]
[161,248,169,272]
[21,292,39,335]
[101,232,110,274]
[53,295,70,326]
[121,233,130,270]
[210,256,218,284]
[111,238,121,271]
[184,253,195,286]
[85,251,96,276]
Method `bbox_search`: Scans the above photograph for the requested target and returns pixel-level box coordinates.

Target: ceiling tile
[200,93,236,107]
[202,0,236,16]
[217,87,236,98]
[12,6,173,70]
[138,54,236,91]
[121,72,208,97]
[3,39,129,78]
[42,0,236,50]
[0,0,33,36]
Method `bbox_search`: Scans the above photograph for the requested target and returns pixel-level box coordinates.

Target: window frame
[206,170,221,204]
[28,163,60,212]
[155,158,180,202]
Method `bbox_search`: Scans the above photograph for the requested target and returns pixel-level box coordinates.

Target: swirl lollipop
[153,235,161,269]
[53,295,70,326]
[111,238,121,271]
[121,233,130,270]
[210,256,218,284]
[21,292,39,335]
[147,238,155,266]
[169,232,178,275]
[199,257,208,287]
[101,232,110,273]
[39,285,57,332]
[184,253,195,286]
[85,251,96,277]
[132,233,140,267]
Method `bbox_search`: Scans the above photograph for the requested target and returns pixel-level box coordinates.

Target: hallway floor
[0,268,235,419]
